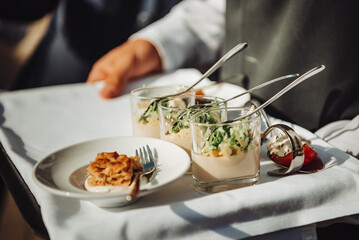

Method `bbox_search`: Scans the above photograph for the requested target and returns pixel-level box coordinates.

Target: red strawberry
[269,144,318,167]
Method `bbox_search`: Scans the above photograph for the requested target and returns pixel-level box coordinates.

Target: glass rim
[129,84,190,100]
[189,106,260,127]
[158,94,226,111]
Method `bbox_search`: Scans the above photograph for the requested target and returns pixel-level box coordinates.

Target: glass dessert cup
[158,94,225,156]
[158,94,225,173]
[189,107,261,193]
[130,85,192,139]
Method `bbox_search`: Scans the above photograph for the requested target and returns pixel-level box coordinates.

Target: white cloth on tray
[1,69,359,240]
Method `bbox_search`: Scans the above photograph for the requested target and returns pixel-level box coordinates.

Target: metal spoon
[262,124,324,175]
[139,42,248,118]
[206,65,325,140]
[221,65,325,124]
[262,124,305,175]
[258,109,324,175]
[174,73,300,122]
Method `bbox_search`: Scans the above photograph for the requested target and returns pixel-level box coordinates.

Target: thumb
[99,65,133,98]
[100,76,127,99]
[86,69,107,83]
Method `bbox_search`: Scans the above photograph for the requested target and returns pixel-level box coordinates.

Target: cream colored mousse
[162,128,191,156]
[192,146,260,182]
[266,132,311,157]
[132,111,160,138]
[161,97,190,153]
[132,99,162,138]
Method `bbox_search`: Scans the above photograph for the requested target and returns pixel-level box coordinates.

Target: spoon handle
[222,73,299,104]
[183,72,298,114]
[165,42,248,98]
[139,42,248,119]
[174,73,299,125]
[229,65,325,122]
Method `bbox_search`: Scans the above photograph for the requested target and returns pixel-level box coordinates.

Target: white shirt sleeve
[131,0,226,71]
[315,114,359,158]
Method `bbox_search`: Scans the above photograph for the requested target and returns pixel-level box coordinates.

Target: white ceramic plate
[33,136,190,208]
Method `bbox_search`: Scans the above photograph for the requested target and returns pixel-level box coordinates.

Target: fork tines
[137,145,155,170]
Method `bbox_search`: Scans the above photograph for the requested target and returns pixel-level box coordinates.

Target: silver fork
[126,145,156,201]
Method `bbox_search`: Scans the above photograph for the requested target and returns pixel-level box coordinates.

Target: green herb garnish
[202,122,253,154]
[139,100,158,123]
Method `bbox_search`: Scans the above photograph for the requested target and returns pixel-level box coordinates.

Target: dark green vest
[222,0,359,131]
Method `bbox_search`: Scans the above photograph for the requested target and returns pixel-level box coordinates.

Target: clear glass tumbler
[189,107,261,193]
[158,94,225,156]
[130,85,191,139]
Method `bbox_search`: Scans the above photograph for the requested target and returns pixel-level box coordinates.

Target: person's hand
[86,39,163,98]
